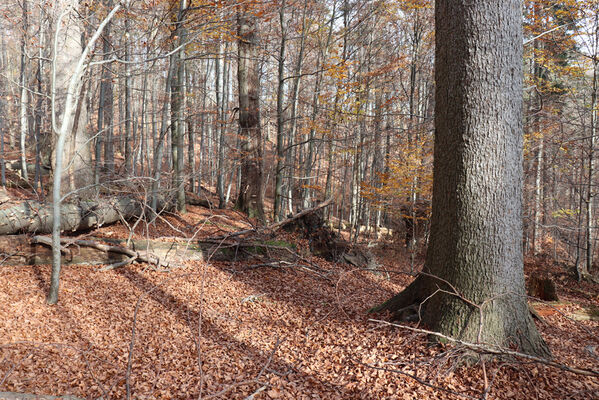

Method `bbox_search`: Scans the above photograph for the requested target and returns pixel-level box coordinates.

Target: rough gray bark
[375,0,550,358]
[236,9,265,222]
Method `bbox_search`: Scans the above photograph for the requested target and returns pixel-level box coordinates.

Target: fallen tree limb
[268,198,333,232]
[206,198,333,241]
[31,235,169,270]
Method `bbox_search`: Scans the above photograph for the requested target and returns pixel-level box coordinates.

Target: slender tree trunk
[170,0,187,212]
[123,16,133,176]
[151,56,176,212]
[0,25,6,187]
[285,1,308,215]
[19,0,29,182]
[216,39,226,208]
[584,22,599,280]
[274,0,287,222]
[48,1,120,304]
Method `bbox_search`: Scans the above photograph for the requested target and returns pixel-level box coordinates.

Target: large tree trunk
[236,9,265,222]
[375,0,550,358]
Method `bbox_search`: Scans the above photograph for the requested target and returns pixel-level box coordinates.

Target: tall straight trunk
[372,89,383,233]
[123,16,133,176]
[274,0,287,222]
[97,0,114,178]
[170,0,187,212]
[33,7,46,192]
[285,0,309,215]
[302,4,335,210]
[19,0,29,182]
[236,9,265,222]
[531,28,544,255]
[376,0,549,358]
[198,59,211,193]
[151,56,176,212]
[187,67,195,190]
[533,133,544,254]
[216,40,226,208]
[584,20,599,280]
[325,0,343,221]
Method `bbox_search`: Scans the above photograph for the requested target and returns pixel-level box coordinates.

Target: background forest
[0,0,598,270]
[0,0,598,399]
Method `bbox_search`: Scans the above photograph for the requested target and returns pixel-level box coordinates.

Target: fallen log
[31,235,169,270]
[0,235,211,267]
[0,197,143,235]
[185,191,213,208]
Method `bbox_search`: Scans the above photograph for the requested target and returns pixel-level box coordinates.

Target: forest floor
[0,202,598,399]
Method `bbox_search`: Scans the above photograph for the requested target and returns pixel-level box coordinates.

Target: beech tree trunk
[376,0,550,358]
[236,9,265,222]
[171,0,187,213]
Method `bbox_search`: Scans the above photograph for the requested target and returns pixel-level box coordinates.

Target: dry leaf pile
[0,209,598,399]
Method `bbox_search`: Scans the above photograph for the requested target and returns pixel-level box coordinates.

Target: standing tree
[47,1,121,305]
[373,0,550,357]
[236,7,265,222]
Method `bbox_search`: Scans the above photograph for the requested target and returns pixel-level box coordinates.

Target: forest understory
[0,188,597,400]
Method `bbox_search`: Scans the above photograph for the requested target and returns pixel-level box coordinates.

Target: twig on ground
[369,319,599,377]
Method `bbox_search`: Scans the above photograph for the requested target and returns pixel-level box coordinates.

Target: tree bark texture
[0,198,142,236]
[376,0,550,358]
[236,10,265,222]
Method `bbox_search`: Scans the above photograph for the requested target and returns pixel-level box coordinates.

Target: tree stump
[527,276,559,301]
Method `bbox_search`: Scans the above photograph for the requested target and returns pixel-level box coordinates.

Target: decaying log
[0,235,206,268]
[206,198,333,242]
[185,191,213,208]
[31,235,170,270]
[206,198,376,270]
[0,189,222,237]
[269,198,333,232]
[0,198,143,235]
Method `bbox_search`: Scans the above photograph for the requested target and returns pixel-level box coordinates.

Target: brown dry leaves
[0,227,597,399]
